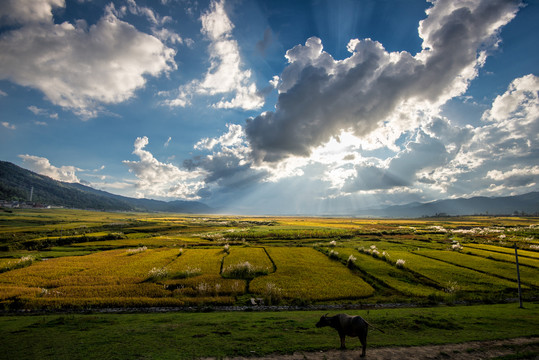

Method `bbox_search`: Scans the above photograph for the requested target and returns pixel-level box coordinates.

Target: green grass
[0,303,537,359]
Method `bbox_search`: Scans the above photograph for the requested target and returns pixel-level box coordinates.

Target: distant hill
[357,192,539,217]
[0,161,212,213]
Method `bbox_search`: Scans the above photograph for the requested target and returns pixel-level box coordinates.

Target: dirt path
[205,337,539,360]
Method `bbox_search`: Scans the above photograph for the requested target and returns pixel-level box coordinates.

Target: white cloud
[123,136,205,199]
[28,105,58,119]
[0,90,7,96]
[482,74,539,130]
[0,0,64,25]
[0,2,176,119]
[245,0,521,163]
[418,73,539,196]
[165,0,264,110]
[164,137,172,147]
[18,154,80,183]
[1,122,16,130]
[125,0,192,46]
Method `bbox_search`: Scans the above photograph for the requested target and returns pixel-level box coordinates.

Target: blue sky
[1,0,538,214]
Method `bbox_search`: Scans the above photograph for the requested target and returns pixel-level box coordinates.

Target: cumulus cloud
[18,154,80,183]
[186,124,269,195]
[0,2,176,119]
[343,130,452,192]
[245,0,521,163]
[487,166,539,187]
[123,136,205,199]
[165,0,264,110]
[0,0,63,25]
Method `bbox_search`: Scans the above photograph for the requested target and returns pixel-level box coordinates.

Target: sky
[0,0,538,215]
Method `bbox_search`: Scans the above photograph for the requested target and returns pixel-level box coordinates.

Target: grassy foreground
[0,302,538,359]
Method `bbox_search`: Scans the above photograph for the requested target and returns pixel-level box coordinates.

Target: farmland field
[0,209,538,309]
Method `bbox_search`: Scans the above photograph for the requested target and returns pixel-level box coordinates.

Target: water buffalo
[316,313,383,357]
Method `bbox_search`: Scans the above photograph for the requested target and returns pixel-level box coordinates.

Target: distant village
[0,200,58,209]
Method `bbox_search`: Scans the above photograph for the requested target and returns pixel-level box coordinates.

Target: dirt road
[205,337,538,360]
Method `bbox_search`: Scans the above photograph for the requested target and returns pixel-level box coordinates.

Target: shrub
[329,250,340,260]
[147,267,169,281]
[223,244,230,254]
[222,261,268,279]
[444,280,460,293]
[126,246,147,255]
[174,266,202,279]
[347,254,357,269]
[263,282,282,305]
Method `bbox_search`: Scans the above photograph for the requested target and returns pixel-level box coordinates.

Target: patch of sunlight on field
[0,248,178,287]
[250,247,374,301]
[71,236,206,249]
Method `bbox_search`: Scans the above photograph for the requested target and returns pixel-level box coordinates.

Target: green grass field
[0,303,537,359]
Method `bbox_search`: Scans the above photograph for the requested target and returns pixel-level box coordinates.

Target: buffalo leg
[359,328,368,357]
[339,333,346,349]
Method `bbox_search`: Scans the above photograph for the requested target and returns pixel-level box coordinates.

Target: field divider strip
[262,246,277,274]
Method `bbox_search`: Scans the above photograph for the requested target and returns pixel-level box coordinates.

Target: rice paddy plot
[334,248,445,298]
[0,248,179,288]
[416,249,539,288]
[221,247,274,277]
[466,243,539,260]
[389,250,518,293]
[163,249,246,298]
[464,246,539,268]
[71,236,201,249]
[250,247,374,301]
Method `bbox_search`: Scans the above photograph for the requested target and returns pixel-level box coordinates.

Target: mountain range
[0,161,211,213]
[1,160,537,216]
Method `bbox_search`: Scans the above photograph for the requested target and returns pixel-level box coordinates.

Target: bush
[263,282,282,305]
[221,261,268,279]
[174,266,202,279]
[147,267,169,281]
